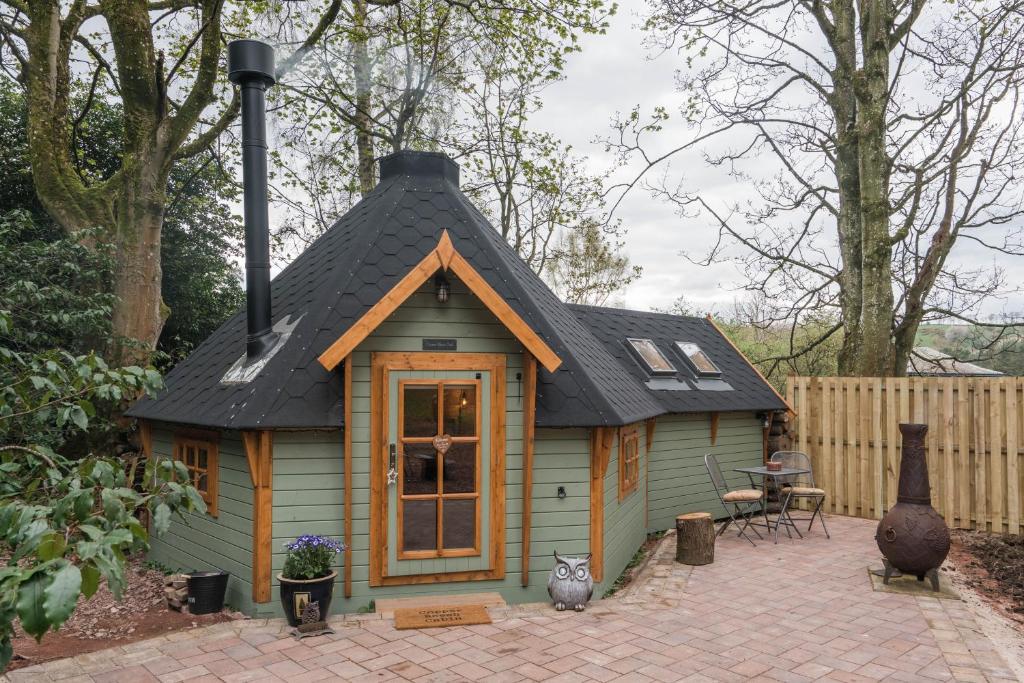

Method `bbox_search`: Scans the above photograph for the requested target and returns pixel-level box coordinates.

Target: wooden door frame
[369,352,507,587]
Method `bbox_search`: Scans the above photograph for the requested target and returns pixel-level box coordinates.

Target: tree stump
[675,512,715,565]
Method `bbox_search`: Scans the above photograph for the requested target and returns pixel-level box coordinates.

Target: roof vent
[379,150,459,187]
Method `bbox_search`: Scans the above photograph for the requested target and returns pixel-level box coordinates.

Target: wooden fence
[785,376,1023,534]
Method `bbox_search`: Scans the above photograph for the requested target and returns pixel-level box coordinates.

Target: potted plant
[278,535,343,626]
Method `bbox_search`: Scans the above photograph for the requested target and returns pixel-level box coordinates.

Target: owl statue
[547,552,593,612]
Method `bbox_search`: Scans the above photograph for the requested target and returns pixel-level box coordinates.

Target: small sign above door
[422,338,457,351]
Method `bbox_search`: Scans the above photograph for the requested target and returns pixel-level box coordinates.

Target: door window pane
[403,385,437,436]
[402,500,437,551]
[402,443,438,495]
[443,385,476,436]
[443,443,476,494]
[442,499,476,549]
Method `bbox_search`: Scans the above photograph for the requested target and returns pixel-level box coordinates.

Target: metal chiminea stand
[874,423,951,592]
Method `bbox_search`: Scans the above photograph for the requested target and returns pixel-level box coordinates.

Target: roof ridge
[565,302,708,323]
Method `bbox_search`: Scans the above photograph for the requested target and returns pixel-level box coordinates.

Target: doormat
[393,604,492,629]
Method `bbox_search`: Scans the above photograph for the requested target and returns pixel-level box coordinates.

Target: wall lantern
[435,274,450,303]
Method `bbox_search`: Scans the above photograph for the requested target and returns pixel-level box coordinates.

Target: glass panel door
[385,370,491,576]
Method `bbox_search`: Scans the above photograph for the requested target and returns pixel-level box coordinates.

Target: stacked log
[164,574,189,611]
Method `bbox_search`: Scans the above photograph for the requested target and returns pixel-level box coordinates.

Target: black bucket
[186,570,229,615]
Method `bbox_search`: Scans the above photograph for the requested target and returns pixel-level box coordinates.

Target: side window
[173,434,219,517]
[618,425,641,501]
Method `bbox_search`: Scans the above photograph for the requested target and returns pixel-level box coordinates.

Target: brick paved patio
[4,515,1019,682]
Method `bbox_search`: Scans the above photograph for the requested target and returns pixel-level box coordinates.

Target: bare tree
[272,0,638,301]
[0,0,341,361]
[546,220,641,305]
[455,49,625,275]
[607,0,1024,376]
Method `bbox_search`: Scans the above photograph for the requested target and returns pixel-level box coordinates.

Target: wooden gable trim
[520,352,538,587]
[705,314,795,414]
[589,426,615,583]
[317,230,562,373]
[243,431,273,604]
[343,354,354,599]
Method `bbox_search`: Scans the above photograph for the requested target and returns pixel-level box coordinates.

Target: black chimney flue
[228,40,277,362]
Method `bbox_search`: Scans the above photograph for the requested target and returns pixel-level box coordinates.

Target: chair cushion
[783,485,826,496]
[723,489,763,503]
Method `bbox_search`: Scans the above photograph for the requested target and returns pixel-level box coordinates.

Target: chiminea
[875,423,950,591]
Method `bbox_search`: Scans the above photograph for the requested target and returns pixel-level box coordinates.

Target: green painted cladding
[263,430,344,617]
[309,275,558,613]
[646,412,764,533]
[598,430,647,596]
[146,272,767,616]
[146,429,256,615]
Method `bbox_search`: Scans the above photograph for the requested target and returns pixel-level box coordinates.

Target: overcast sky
[527,0,1024,320]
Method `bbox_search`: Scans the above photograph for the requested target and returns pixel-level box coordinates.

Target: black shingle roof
[129,152,656,428]
[568,305,788,414]
[128,151,785,430]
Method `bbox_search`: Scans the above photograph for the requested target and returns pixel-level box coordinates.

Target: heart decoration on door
[432,434,453,454]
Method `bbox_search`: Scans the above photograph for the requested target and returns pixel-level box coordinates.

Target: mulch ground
[950,530,1024,624]
[8,557,235,671]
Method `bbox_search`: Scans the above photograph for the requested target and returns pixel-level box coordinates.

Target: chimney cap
[379,150,459,187]
[228,39,276,86]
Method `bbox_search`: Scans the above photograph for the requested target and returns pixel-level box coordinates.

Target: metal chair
[770,451,830,538]
[705,453,764,546]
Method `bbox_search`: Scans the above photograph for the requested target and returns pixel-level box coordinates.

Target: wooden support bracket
[521,353,537,587]
[243,431,273,603]
[343,355,354,598]
[589,426,615,583]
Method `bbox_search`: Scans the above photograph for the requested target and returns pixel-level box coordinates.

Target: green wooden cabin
[128,151,788,617]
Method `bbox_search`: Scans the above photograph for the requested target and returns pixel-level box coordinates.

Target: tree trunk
[352,0,375,196]
[23,0,169,363]
[830,0,866,376]
[853,2,897,376]
[675,512,714,565]
[110,164,169,363]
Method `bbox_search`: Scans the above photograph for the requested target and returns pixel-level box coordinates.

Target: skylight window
[626,338,676,374]
[675,342,721,377]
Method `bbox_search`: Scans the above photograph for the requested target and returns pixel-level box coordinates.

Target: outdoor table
[734,465,810,544]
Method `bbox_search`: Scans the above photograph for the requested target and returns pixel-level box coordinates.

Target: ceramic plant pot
[277,570,337,627]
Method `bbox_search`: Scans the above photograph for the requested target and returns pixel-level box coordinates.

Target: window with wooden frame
[398,379,482,559]
[173,434,219,516]
[618,425,641,500]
